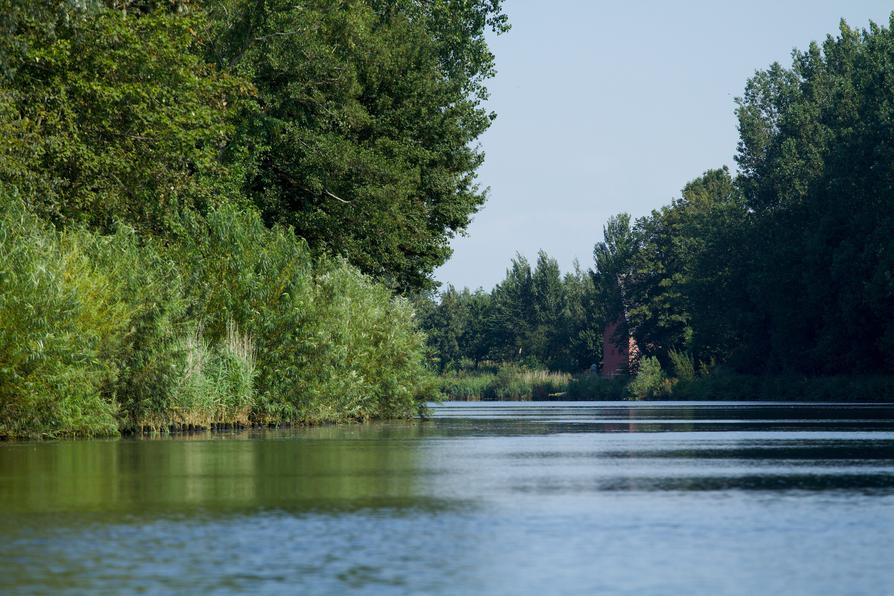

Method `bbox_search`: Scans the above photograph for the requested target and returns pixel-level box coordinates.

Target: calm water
[2,402,894,595]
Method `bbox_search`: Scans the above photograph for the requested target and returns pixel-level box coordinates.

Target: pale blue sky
[435,0,894,290]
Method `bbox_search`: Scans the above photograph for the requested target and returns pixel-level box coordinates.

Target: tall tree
[206,0,509,291]
[729,17,894,373]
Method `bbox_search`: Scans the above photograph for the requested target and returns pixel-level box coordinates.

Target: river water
[1,402,893,595]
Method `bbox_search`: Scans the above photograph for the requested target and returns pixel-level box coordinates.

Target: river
[1,402,893,594]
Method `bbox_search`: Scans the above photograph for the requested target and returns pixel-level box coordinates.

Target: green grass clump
[438,365,570,401]
[439,372,496,401]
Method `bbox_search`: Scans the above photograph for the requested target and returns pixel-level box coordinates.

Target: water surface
[2,402,893,594]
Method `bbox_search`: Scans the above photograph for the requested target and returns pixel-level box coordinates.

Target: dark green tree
[727,17,894,373]
[624,168,742,366]
[489,254,536,363]
[205,0,509,291]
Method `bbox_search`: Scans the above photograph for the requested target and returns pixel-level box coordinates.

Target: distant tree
[531,251,566,368]
[591,213,637,363]
[489,254,536,363]
[419,285,466,372]
[726,18,894,373]
[460,288,494,368]
[624,168,742,367]
[562,261,602,370]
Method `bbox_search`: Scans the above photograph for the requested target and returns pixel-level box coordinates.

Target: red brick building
[600,319,638,377]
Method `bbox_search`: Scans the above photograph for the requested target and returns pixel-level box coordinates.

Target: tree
[205,0,509,291]
[727,17,894,373]
[624,168,742,367]
[489,254,536,363]
[591,213,637,365]
[0,1,244,233]
[531,251,566,368]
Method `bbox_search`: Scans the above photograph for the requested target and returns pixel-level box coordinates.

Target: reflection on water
[1,402,893,594]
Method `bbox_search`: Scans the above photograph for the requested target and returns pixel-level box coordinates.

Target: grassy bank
[439,366,626,401]
[439,367,570,401]
[0,198,435,439]
[437,363,894,403]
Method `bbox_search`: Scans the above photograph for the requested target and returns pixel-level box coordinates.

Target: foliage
[420,252,601,373]
[1,0,507,292]
[166,322,257,430]
[627,356,670,400]
[205,0,509,291]
[437,365,569,401]
[174,203,435,423]
[0,196,434,438]
[670,372,894,403]
[667,350,696,382]
[0,197,120,438]
[723,18,894,373]
[589,18,894,378]
[438,371,496,401]
[565,373,627,401]
[0,2,245,234]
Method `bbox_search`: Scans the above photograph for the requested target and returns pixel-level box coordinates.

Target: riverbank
[438,367,894,403]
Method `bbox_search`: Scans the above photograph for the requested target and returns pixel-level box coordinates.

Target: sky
[434,0,894,291]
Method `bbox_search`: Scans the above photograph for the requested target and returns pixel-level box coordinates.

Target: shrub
[668,349,696,381]
[0,198,434,437]
[175,204,434,423]
[566,373,627,400]
[627,356,671,400]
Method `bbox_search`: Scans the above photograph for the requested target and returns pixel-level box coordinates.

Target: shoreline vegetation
[438,365,894,403]
[0,198,436,439]
[3,3,894,438]
[0,0,509,439]
[421,17,894,406]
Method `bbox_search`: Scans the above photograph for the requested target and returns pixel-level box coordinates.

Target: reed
[0,198,434,438]
[439,365,571,401]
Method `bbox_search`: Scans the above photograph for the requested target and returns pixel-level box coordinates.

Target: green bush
[627,356,671,400]
[175,204,434,424]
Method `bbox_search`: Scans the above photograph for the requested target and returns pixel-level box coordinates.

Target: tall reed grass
[439,366,571,401]
[0,197,434,438]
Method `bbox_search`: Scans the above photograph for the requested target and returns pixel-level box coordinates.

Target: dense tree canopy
[0,1,244,232]
[0,0,507,291]
[206,0,508,290]
[590,17,894,376]
[419,252,601,372]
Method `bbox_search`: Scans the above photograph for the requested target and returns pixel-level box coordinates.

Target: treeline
[602,18,894,378]
[418,252,601,372]
[0,0,506,437]
[425,17,894,386]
